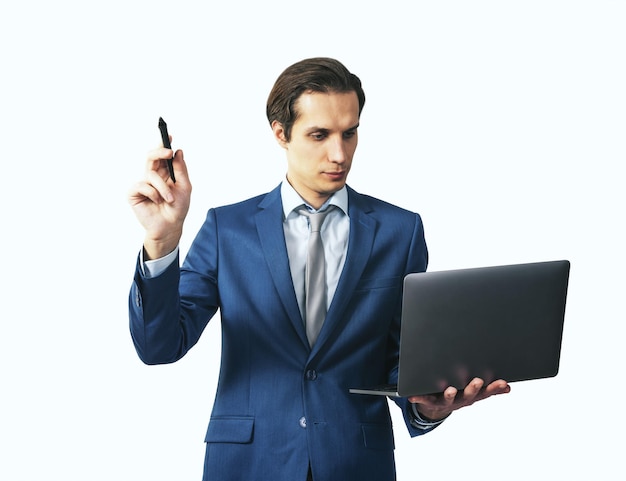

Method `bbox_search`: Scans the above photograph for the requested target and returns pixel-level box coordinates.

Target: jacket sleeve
[392,213,446,437]
[128,209,220,365]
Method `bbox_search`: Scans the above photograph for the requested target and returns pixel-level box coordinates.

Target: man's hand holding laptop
[409,378,511,421]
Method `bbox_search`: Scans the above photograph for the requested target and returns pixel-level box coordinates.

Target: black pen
[158,117,176,183]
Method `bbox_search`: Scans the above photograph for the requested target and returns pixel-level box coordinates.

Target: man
[128,57,510,481]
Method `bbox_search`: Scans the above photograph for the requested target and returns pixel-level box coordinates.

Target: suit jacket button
[299,416,307,428]
[306,370,317,381]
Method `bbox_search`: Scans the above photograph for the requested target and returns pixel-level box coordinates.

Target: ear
[271,120,288,149]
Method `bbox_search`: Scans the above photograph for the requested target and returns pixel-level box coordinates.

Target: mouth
[324,171,346,180]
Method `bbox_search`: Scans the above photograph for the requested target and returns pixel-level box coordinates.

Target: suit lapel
[312,188,377,355]
[256,186,310,349]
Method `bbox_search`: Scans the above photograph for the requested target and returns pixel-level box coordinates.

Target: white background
[1,1,624,480]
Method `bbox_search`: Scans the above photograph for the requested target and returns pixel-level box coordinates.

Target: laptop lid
[351,260,570,397]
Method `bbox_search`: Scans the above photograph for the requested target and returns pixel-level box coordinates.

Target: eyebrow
[305,123,360,134]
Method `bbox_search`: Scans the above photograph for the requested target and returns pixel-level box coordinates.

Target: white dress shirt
[280,181,349,319]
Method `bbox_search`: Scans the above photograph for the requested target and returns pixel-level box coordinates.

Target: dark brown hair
[266,57,366,141]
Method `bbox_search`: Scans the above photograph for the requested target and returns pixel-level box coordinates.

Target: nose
[327,136,348,164]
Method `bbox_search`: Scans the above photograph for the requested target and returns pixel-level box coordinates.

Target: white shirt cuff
[140,247,179,278]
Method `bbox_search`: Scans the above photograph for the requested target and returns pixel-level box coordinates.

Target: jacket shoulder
[347,185,421,220]
[211,184,281,215]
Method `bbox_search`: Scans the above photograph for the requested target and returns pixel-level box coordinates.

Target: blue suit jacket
[129,184,431,481]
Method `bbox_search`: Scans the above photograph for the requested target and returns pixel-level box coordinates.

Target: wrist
[409,403,450,431]
[143,231,182,260]
[413,404,451,423]
[417,409,449,423]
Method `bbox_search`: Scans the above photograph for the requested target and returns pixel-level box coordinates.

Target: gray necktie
[298,205,335,347]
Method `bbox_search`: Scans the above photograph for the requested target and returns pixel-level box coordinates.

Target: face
[272,91,359,209]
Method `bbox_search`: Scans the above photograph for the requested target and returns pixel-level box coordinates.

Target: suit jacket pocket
[361,423,395,451]
[205,416,255,444]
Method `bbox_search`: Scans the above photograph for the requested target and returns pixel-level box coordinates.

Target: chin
[323,182,345,194]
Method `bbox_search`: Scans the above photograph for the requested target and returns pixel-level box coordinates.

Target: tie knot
[298,205,335,233]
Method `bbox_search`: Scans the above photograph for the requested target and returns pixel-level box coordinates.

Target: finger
[128,180,165,206]
[147,146,174,161]
[463,378,511,405]
[441,385,458,408]
[464,377,485,396]
[452,378,484,407]
[146,147,175,173]
[145,169,174,203]
[484,379,511,396]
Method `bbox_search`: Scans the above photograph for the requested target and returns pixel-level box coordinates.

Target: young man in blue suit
[128,57,510,481]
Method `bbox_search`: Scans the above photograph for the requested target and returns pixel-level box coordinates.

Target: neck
[286,176,331,210]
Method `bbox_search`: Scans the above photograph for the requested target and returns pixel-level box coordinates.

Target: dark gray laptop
[350,260,570,397]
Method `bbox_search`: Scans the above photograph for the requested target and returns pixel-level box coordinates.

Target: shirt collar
[280,179,348,219]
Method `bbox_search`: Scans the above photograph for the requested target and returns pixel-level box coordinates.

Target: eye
[310,131,328,141]
[343,130,357,139]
